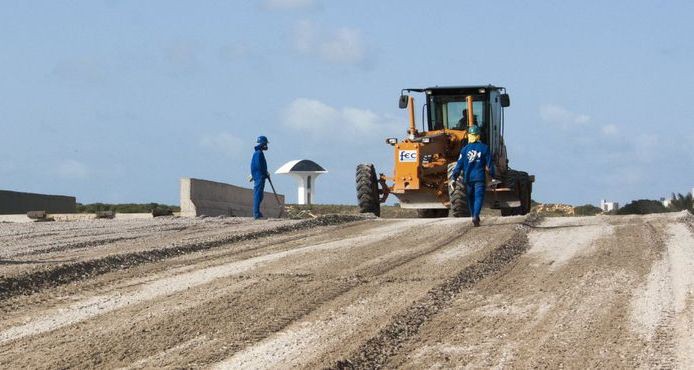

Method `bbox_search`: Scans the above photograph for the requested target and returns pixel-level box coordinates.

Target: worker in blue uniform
[450,125,494,227]
[251,136,269,219]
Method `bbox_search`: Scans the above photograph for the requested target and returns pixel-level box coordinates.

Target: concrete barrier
[0,190,76,215]
[180,178,284,218]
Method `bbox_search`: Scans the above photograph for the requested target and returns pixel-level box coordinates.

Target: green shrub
[76,203,180,214]
[616,199,669,215]
[574,204,602,216]
[667,192,693,212]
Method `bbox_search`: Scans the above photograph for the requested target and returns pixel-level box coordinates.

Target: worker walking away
[251,136,270,220]
[450,125,494,227]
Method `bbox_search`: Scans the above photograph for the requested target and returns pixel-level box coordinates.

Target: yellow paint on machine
[392,141,421,192]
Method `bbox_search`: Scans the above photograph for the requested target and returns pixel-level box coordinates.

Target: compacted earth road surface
[0,211,692,369]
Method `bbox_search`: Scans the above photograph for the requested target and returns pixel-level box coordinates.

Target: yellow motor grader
[356,85,533,218]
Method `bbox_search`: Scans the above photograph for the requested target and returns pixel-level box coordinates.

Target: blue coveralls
[250,144,268,219]
[451,142,494,220]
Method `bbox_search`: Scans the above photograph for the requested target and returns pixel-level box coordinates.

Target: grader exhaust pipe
[407,96,416,139]
[466,95,474,127]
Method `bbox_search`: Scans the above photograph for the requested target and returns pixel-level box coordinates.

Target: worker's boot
[473,217,480,227]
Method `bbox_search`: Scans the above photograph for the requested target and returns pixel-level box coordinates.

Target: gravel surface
[0,212,692,369]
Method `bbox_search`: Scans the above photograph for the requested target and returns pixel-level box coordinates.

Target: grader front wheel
[448,163,470,218]
[356,164,381,217]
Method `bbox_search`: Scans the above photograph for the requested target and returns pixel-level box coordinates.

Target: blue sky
[1,0,693,206]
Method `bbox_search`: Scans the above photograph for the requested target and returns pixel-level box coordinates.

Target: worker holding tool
[450,125,494,227]
[250,135,270,220]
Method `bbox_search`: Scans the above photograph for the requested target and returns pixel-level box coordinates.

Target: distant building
[661,196,673,208]
[600,199,619,212]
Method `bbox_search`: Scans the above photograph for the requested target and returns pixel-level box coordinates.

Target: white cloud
[283,98,339,130]
[318,28,366,65]
[282,98,399,139]
[342,107,385,132]
[539,104,590,128]
[293,20,315,53]
[55,160,88,179]
[601,124,619,136]
[200,132,244,156]
[262,0,315,10]
[292,21,369,66]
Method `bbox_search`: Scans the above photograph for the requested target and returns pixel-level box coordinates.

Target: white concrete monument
[275,160,327,205]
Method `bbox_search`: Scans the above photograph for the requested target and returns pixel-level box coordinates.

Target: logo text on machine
[398,150,417,162]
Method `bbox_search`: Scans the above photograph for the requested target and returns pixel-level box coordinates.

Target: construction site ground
[1,212,693,369]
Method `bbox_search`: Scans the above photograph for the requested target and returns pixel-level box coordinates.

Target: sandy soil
[0,212,691,369]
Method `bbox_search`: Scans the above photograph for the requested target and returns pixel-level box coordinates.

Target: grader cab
[356,85,533,218]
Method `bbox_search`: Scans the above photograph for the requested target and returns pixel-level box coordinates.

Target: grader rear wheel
[500,170,532,216]
[356,164,380,217]
[518,174,533,215]
[518,175,532,215]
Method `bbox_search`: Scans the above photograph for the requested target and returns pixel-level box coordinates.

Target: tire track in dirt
[0,219,384,318]
[382,215,680,368]
[332,219,537,369]
[0,218,417,345]
[0,218,467,368]
[8,222,193,257]
[14,235,143,257]
[683,212,694,234]
[0,215,365,302]
[0,221,191,258]
[208,220,524,369]
[4,213,687,368]
[631,219,694,368]
[629,222,676,369]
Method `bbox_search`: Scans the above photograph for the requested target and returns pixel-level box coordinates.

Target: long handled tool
[266,175,285,218]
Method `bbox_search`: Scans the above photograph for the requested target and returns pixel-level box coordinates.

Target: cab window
[428,95,487,131]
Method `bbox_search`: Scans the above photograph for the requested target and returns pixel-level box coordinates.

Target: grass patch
[76,203,180,214]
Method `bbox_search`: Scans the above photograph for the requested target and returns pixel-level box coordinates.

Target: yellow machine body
[388,130,466,208]
[357,85,533,217]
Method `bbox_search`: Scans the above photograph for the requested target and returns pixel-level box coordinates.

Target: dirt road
[0,212,692,369]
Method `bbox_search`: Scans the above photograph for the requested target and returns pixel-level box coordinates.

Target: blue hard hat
[467,125,480,135]
[257,135,269,145]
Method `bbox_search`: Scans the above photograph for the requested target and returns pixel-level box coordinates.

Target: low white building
[661,196,673,208]
[600,199,619,212]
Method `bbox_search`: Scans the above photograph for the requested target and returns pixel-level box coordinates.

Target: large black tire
[356,164,380,217]
[448,163,470,218]
[500,207,517,216]
[500,169,532,216]
[417,209,449,218]
[518,174,532,215]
